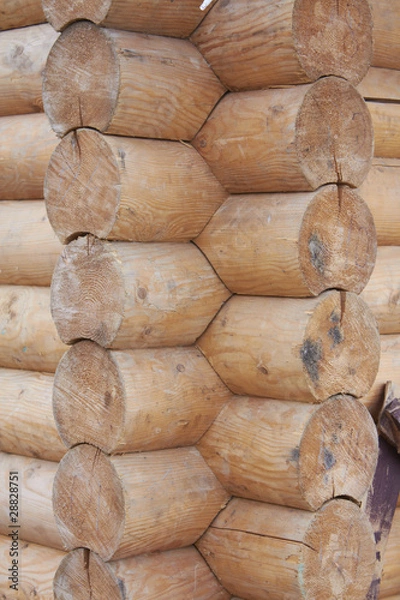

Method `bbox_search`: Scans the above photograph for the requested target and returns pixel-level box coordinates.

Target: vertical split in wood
[53,444,230,560]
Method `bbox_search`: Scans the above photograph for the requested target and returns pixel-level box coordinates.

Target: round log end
[54,548,121,600]
[42,0,112,31]
[43,21,119,136]
[296,77,374,189]
[45,129,120,243]
[53,341,125,453]
[299,395,378,510]
[293,0,372,85]
[53,444,125,561]
[301,291,380,401]
[299,185,377,295]
[51,236,124,346]
[304,499,376,599]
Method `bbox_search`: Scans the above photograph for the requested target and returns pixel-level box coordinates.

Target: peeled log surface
[358,68,400,102]
[43,21,225,140]
[197,498,376,600]
[361,335,400,421]
[42,0,213,37]
[361,247,400,334]
[198,292,380,402]
[0,368,65,461]
[368,102,400,159]
[193,78,373,193]
[0,201,63,286]
[370,0,400,70]
[54,547,230,600]
[0,0,45,30]
[0,24,58,117]
[53,341,231,454]
[358,159,400,245]
[0,285,68,372]
[0,536,65,598]
[197,395,378,511]
[0,113,58,200]
[51,237,230,348]
[0,453,62,549]
[381,508,400,598]
[53,444,230,561]
[195,185,376,297]
[192,0,372,89]
[44,129,227,244]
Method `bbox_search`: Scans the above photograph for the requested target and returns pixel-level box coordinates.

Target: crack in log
[209,525,318,553]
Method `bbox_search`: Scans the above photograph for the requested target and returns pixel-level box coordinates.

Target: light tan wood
[198,292,380,402]
[44,129,227,244]
[0,368,65,461]
[193,78,373,193]
[0,201,62,286]
[368,101,400,159]
[358,158,400,245]
[197,498,376,600]
[53,444,230,561]
[192,0,372,89]
[195,185,376,297]
[54,546,230,600]
[0,285,68,372]
[361,247,400,334]
[0,536,65,599]
[361,335,400,421]
[380,507,400,598]
[198,395,378,511]
[42,0,213,36]
[43,21,225,140]
[0,113,58,200]
[370,0,400,70]
[51,236,230,348]
[358,68,400,102]
[53,341,231,453]
[0,453,62,550]
[0,0,45,30]
[0,24,58,117]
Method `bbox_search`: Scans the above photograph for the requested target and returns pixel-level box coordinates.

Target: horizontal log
[358,68,400,102]
[53,341,231,453]
[198,394,378,511]
[197,497,376,600]
[195,185,376,296]
[358,158,400,245]
[0,285,68,372]
[0,452,62,549]
[361,335,400,421]
[0,536,65,598]
[42,0,214,37]
[43,21,225,140]
[44,129,227,243]
[368,101,400,159]
[361,247,400,334]
[53,444,230,560]
[0,367,65,461]
[0,24,58,117]
[191,0,372,89]
[0,0,45,30]
[0,201,62,286]
[51,236,230,348]
[370,0,400,70]
[54,546,230,600]
[193,78,373,193]
[197,292,380,402]
[0,113,58,200]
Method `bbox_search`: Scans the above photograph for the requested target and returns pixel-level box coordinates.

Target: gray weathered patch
[300,338,323,383]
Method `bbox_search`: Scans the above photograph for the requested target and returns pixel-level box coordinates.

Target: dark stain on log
[308,233,325,275]
[300,338,322,383]
[290,446,300,463]
[118,148,126,170]
[137,287,147,300]
[328,324,343,347]
[323,447,336,470]
[119,48,145,62]
[176,363,185,372]
[104,391,112,408]
[6,43,34,73]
